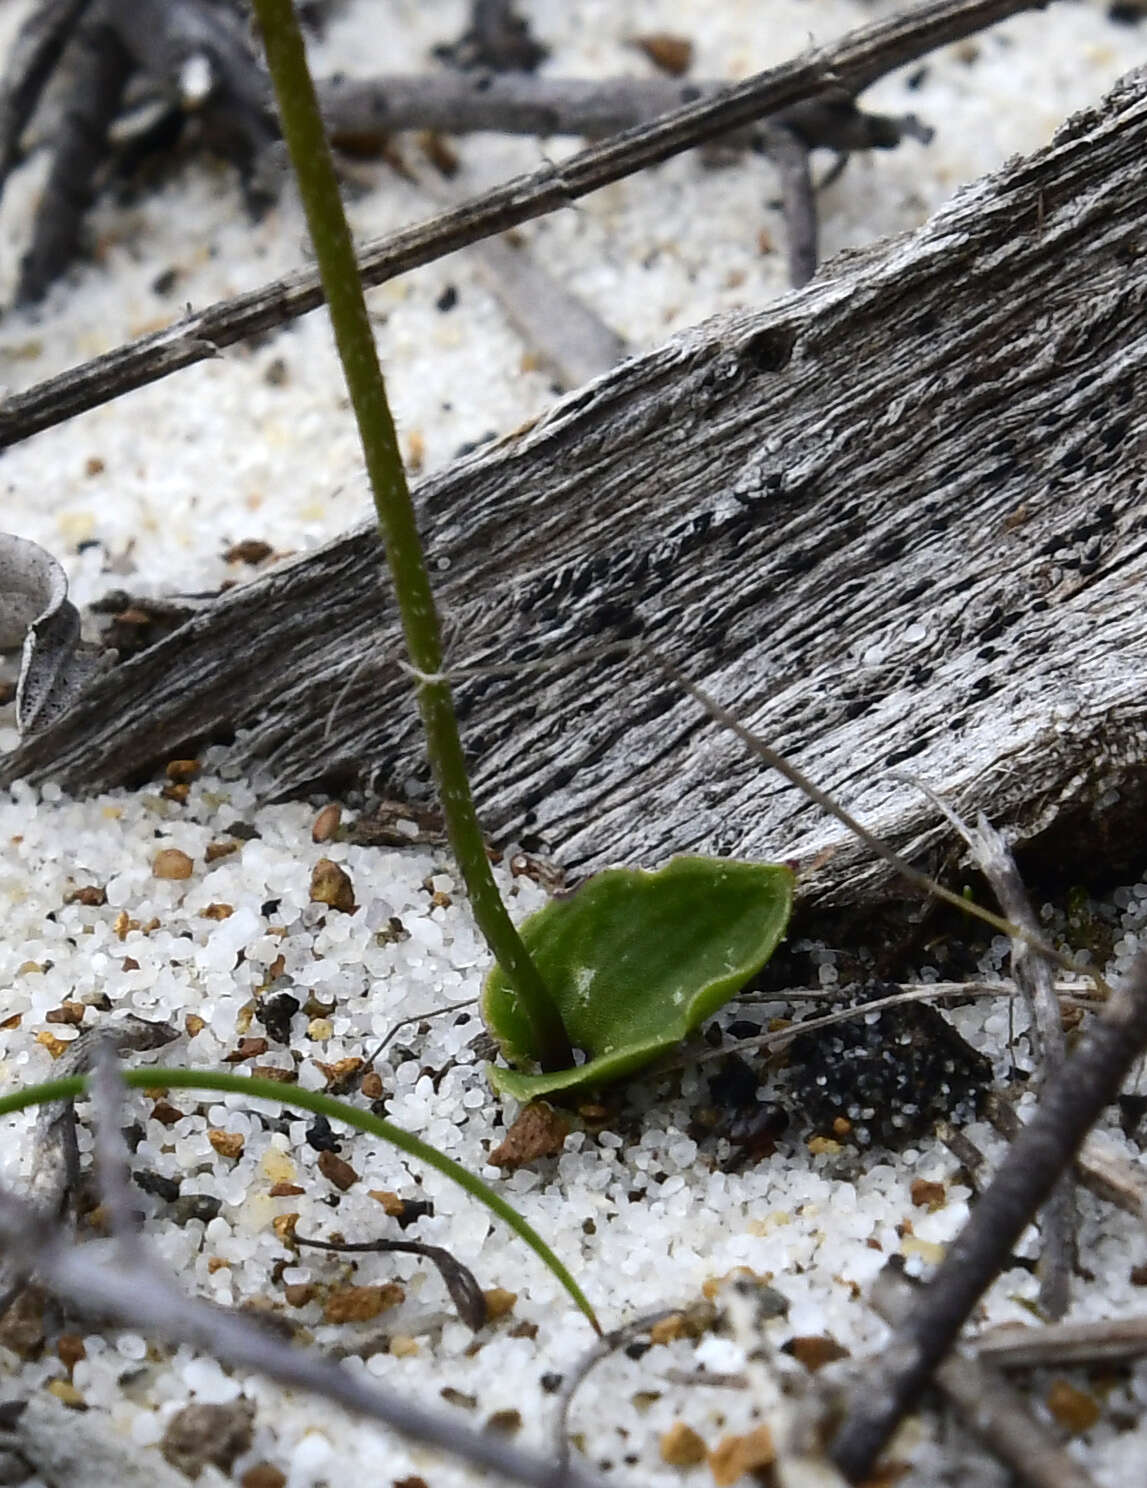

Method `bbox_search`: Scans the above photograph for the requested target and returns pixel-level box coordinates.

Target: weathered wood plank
[4,68,1147,909]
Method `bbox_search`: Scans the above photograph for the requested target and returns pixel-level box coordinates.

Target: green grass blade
[0,1067,600,1333]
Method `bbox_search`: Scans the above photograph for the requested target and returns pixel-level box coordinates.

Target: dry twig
[0,1175,606,1488]
[870,1265,1096,1488]
[975,1314,1147,1370]
[0,0,1044,447]
[899,780,1074,1317]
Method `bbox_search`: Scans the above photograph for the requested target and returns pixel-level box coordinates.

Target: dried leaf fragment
[208,1129,245,1160]
[311,803,342,842]
[488,1101,570,1169]
[482,1287,517,1322]
[0,532,111,734]
[910,1178,946,1211]
[161,1399,255,1478]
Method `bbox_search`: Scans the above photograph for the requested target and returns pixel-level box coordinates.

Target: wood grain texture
[5,67,1147,910]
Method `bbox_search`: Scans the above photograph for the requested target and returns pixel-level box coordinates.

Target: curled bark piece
[0,532,110,735]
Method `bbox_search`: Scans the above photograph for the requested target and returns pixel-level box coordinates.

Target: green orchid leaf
[483,856,794,1101]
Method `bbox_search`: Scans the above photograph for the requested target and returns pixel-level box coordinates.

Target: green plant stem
[250,0,571,1072]
[0,1069,600,1333]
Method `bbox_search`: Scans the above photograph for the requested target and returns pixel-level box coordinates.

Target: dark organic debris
[786,984,993,1148]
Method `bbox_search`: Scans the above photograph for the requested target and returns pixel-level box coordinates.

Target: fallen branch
[0,0,1043,447]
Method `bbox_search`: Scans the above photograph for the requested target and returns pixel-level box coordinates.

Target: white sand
[3,2,1147,1484]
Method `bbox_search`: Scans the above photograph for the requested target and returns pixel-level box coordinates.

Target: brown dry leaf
[225,540,274,565]
[272,1213,300,1245]
[56,1334,86,1376]
[0,1285,46,1358]
[224,1036,270,1063]
[249,1065,298,1084]
[44,1001,85,1025]
[65,884,106,905]
[161,1400,255,1478]
[315,1055,362,1087]
[910,1178,946,1211]
[311,803,342,842]
[488,1101,570,1169]
[241,1465,287,1488]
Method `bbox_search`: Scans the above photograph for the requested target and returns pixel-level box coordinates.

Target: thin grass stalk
[0,1069,600,1332]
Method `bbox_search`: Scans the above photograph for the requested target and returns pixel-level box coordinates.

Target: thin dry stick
[552,1307,689,1471]
[317,72,928,148]
[870,1265,1097,1488]
[984,1090,1147,1222]
[830,947,1147,1483]
[677,982,1034,1072]
[88,1044,145,1251]
[0,1179,605,1488]
[648,648,1107,992]
[976,1315,1147,1370]
[0,0,1045,449]
[896,779,1069,1070]
[736,979,1103,1010]
[897,778,1073,1319]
